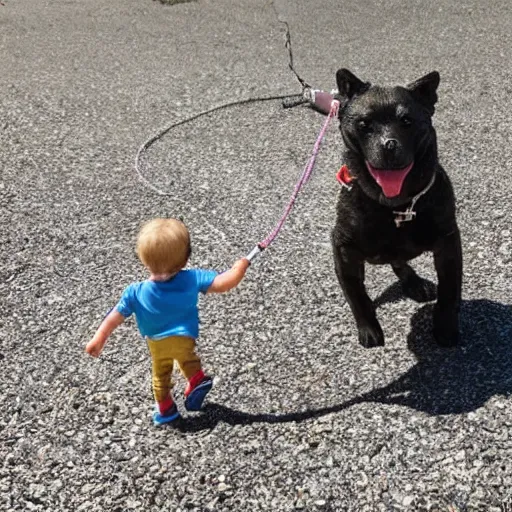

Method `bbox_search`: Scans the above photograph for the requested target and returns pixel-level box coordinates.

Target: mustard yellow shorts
[146,336,202,403]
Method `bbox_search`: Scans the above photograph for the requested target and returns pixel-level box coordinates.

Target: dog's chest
[364,239,424,264]
[359,216,439,263]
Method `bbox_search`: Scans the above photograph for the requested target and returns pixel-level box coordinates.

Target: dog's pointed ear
[336,69,368,100]
[407,71,440,114]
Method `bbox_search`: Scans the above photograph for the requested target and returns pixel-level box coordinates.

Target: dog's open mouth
[366,162,414,198]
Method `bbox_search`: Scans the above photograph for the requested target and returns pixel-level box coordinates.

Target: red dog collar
[336,164,354,189]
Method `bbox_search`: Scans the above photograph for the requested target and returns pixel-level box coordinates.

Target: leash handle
[306,89,339,115]
[282,95,308,109]
[246,244,264,263]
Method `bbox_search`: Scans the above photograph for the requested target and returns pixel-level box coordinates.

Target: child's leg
[172,336,203,385]
[146,338,176,414]
[173,336,213,411]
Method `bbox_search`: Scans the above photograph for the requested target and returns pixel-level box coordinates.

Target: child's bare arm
[207,258,250,293]
[85,309,125,357]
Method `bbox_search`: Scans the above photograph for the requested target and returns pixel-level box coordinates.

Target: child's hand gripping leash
[246,94,340,264]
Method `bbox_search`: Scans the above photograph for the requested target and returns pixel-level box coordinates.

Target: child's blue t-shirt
[115,269,218,340]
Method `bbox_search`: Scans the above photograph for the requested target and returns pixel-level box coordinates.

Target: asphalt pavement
[1,0,511,510]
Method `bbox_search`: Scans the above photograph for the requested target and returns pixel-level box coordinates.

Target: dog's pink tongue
[366,163,414,198]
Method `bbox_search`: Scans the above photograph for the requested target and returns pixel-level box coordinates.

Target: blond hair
[136,218,191,274]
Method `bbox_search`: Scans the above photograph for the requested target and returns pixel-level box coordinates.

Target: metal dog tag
[393,209,416,228]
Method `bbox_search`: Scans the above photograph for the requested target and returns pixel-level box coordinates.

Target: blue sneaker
[184,377,213,411]
[152,403,181,426]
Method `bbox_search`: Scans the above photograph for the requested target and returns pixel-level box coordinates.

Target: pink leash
[246,98,340,262]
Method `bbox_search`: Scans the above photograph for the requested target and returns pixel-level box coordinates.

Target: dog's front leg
[433,228,462,347]
[333,245,385,347]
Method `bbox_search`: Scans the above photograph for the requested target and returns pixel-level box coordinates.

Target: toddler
[85,218,249,425]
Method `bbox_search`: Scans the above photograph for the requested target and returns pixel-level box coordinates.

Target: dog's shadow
[173,298,512,433]
[373,278,438,308]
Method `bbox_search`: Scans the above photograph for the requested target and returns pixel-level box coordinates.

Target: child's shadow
[173,298,512,433]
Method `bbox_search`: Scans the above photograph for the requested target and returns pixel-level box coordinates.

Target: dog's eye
[400,115,413,126]
[357,119,372,132]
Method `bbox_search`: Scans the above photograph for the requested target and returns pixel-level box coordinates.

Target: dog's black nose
[384,138,398,151]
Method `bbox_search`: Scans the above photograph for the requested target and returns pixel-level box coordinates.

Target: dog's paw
[433,307,460,347]
[401,275,437,303]
[358,323,385,348]
[433,327,460,348]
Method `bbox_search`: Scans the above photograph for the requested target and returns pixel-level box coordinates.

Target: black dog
[331,69,462,348]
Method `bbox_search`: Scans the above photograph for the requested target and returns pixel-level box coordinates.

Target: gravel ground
[1,0,511,511]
